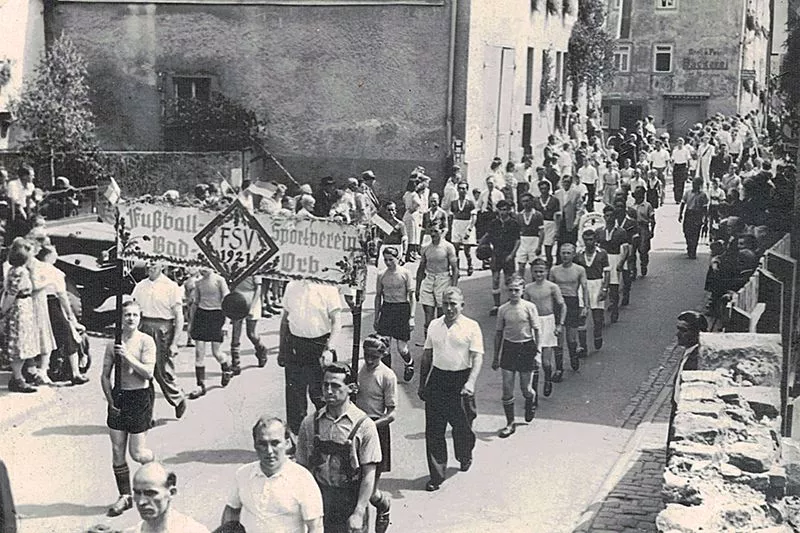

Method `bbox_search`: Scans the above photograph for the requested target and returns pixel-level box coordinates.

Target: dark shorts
[500,340,538,372]
[376,302,411,342]
[491,253,515,277]
[191,308,226,342]
[107,386,153,434]
[563,296,580,328]
[377,423,391,474]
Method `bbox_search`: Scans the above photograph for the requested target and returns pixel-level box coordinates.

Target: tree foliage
[163,92,266,152]
[539,49,560,111]
[11,35,105,186]
[566,0,615,95]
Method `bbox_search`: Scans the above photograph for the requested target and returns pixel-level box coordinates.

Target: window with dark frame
[614,45,631,72]
[656,0,677,9]
[653,44,673,73]
[173,77,211,101]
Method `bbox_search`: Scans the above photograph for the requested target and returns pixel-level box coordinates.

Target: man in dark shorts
[492,275,541,438]
[479,200,520,316]
[548,243,589,380]
[101,300,156,517]
[575,230,610,354]
[374,247,415,381]
[596,205,630,323]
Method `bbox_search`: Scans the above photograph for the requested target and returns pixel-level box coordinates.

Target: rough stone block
[670,441,723,463]
[697,333,782,387]
[735,386,782,419]
[727,441,779,474]
[769,465,787,499]
[679,382,718,402]
[663,471,703,505]
[682,370,729,385]
[720,463,743,478]
[657,503,712,532]
[678,399,726,419]
[781,438,800,496]
[673,412,723,445]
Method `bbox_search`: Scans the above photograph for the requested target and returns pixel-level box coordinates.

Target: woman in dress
[602,162,621,208]
[3,240,38,392]
[36,245,88,385]
[187,267,232,399]
[402,177,422,262]
[27,237,56,384]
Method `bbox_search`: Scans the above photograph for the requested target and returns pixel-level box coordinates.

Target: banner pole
[113,209,123,390]
[351,289,364,381]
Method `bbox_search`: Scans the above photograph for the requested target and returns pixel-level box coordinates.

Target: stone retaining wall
[657,333,800,532]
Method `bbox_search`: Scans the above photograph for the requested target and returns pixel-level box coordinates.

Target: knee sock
[578,330,588,351]
[113,463,131,496]
[568,341,578,358]
[493,290,501,308]
[502,398,515,425]
[221,362,231,373]
[544,366,552,383]
[399,348,412,365]
[370,489,391,513]
[194,366,206,386]
[554,348,564,372]
[532,370,540,397]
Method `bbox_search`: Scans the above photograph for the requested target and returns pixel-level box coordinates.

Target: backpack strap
[346,414,370,444]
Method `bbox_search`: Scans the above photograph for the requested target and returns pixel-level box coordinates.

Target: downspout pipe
[446,0,458,159]
[736,0,748,114]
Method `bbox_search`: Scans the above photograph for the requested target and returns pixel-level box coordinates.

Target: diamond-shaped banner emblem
[194,199,279,289]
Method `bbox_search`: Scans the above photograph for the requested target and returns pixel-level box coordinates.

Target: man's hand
[320,349,334,368]
[580,306,589,318]
[373,317,380,331]
[491,357,500,371]
[113,343,127,360]
[461,381,475,396]
[599,288,608,302]
[554,325,563,337]
[108,403,121,417]
[347,510,366,533]
[169,344,179,358]
[505,254,514,265]
[678,214,683,223]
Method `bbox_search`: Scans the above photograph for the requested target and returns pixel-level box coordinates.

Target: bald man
[126,462,208,533]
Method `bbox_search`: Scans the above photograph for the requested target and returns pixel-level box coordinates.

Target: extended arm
[348,464,377,531]
[220,506,241,528]
[462,350,484,396]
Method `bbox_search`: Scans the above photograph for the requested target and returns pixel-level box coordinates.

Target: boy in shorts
[492,276,541,438]
[101,301,156,518]
[374,247,416,381]
[523,259,566,398]
[548,243,589,379]
[416,223,458,341]
[355,335,397,533]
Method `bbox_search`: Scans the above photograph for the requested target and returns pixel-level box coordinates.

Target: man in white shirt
[278,280,342,435]
[127,462,209,533]
[418,287,484,491]
[222,417,323,533]
[670,137,693,204]
[649,139,670,188]
[6,163,35,215]
[577,159,598,212]
[132,263,188,419]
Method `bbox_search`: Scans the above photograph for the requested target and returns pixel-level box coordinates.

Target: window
[173,77,211,100]
[525,47,535,106]
[656,0,677,9]
[562,52,569,94]
[614,45,631,72]
[609,0,621,8]
[619,0,633,39]
[653,44,673,73]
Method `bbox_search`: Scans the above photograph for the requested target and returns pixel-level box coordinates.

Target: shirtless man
[523,258,566,398]
[374,247,416,382]
[548,243,589,380]
[515,193,545,281]
[416,223,458,342]
[492,275,541,438]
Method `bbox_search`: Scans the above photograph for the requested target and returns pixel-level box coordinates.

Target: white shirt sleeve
[298,466,324,521]
[225,468,243,509]
[469,320,484,354]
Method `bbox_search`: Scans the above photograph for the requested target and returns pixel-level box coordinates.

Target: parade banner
[116,200,367,290]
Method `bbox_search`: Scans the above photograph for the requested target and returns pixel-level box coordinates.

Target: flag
[371,213,395,236]
[248,180,278,198]
[103,177,121,205]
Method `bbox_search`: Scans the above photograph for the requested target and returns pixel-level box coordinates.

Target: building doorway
[671,103,704,138]
[618,105,642,132]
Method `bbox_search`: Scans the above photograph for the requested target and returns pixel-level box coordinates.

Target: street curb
[570,346,678,533]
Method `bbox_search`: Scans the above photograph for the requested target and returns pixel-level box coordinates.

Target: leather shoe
[175,400,187,419]
[255,345,268,367]
[498,425,515,438]
[524,395,536,422]
[459,458,472,472]
[551,370,563,383]
[106,495,132,517]
[425,480,440,492]
[8,378,36,393]
[594,337,603,350]
[71,375,90,386]
[543,381,552,397]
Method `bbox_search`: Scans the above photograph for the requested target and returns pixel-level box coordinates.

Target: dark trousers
[285,333,328,434]
[621,269,632,306]
[320,485,363,533]
[608,284,620,321]
[628,228,651,275]
[424,368,476,484]
[673,163,688,204]
[139,318,185,407]
[683,210,704,258]
[584,183,596,212]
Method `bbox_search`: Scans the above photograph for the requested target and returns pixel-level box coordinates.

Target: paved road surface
[0,201,709,533]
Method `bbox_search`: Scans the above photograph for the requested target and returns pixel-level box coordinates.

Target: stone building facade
[603,0,771,138]
[42,0,583,194]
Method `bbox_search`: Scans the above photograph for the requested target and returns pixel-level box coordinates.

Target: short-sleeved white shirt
[282,280,342,338]
[226,460,323,533]
[356,362,398,418]
[671,146,692,165]
[125,510,209,533]
[649,148,669,168]
[578,165,598,186]
[131,274,182,319]
[424,314,484,371]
